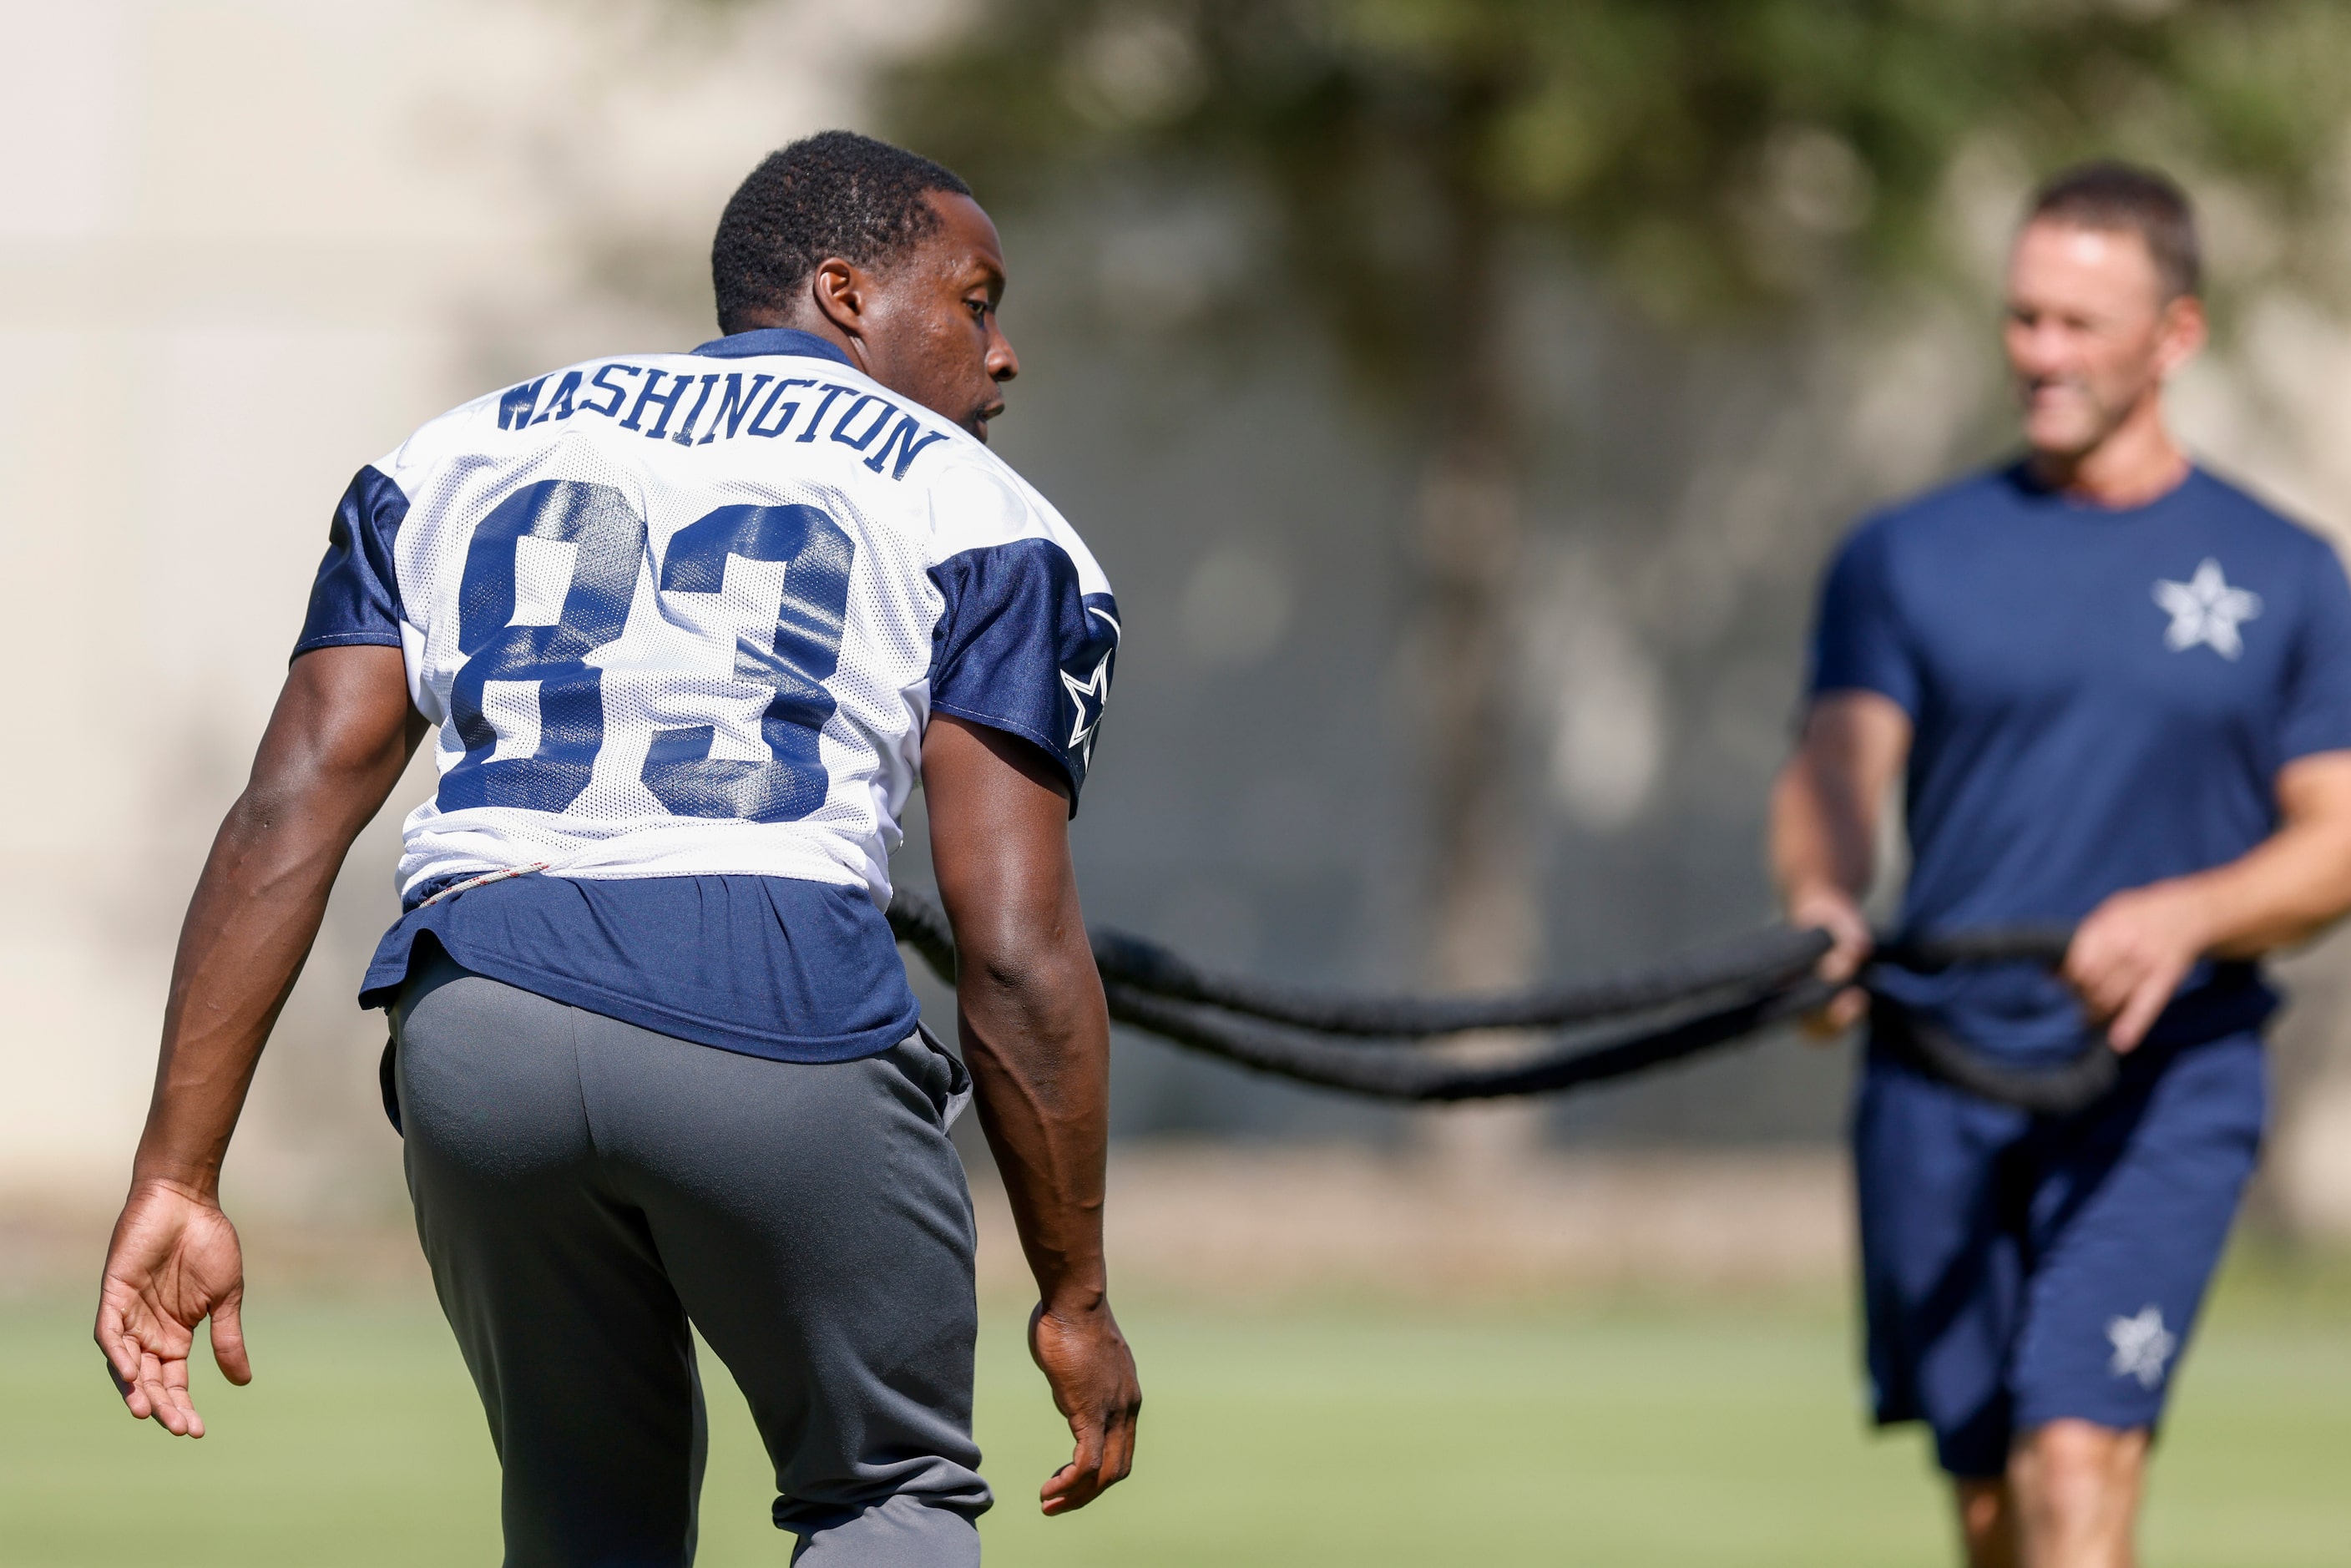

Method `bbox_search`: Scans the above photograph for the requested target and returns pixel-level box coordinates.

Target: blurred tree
[873,1,2351,1062]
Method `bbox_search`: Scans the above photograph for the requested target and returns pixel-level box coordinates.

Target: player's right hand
[1029,1292,1140,1516]
[94,1178,251,1439]
[1787,884,1874,1041]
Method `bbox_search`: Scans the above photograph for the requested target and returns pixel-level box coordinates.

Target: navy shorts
[1851,1029,2266,1478]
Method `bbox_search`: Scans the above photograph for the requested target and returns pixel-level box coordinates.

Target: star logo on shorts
[2106,1305,2177,1390]
[2153,559,2263,660]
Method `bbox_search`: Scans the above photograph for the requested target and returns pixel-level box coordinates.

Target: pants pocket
[379,1036,402,1135]
[911,1021,974,1130]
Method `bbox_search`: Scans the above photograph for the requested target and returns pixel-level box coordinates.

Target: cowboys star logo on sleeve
[1060,606,1120,767]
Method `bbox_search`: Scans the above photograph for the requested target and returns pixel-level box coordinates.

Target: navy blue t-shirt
[1810,463,2351,1060]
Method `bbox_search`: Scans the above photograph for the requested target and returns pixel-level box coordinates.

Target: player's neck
[2028,397,2189,510]
[735,308,872,377]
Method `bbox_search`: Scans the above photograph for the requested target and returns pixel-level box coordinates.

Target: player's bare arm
[781,172,1139,1515]
[1770,690,1912,1031]
[923,713,1140,1515]
[2068,750,2351,1050]
[95,645,422,1437]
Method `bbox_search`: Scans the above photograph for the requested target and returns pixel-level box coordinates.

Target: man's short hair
[2026,160,2202,301]
[710,130,974,333]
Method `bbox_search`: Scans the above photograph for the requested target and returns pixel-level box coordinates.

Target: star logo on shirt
[2153,559,2263,660]
[1059,606,1120,769]
[2106,1305,2177,1390]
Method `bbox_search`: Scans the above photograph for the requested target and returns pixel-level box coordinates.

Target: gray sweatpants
[392,950,989,1566]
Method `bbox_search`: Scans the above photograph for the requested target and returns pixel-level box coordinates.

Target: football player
[95,130,1139,1566]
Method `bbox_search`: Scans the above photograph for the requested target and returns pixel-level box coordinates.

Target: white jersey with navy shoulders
[299,328,1119,908]
[296,327,1119,1061]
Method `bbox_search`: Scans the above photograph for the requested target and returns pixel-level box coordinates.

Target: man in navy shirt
[1773,163,2351,1567]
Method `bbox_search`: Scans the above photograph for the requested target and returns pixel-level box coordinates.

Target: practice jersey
[297,327,1120,911]
[1808,463,2351,1060]
[297,328,1118,1062]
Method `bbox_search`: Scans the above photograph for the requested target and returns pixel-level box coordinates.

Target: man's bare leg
[2005,1419,2148,1568]
[1956,1477,2018,1568]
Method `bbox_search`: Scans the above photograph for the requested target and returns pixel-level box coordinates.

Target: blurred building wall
[0,0,901,1206]
[6,0,2351,1237]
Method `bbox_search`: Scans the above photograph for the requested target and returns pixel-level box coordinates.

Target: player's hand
[1029,1292,1140,1516]
[1787,884,1874,1040]
[93,1179,251,1438]
[2065,880,2212,1052]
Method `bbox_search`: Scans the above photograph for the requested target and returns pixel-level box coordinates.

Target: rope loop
[886,889,2113,1114]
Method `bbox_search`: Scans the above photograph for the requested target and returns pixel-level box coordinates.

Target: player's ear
[2156,292,2207,377]
[810,257,870,340]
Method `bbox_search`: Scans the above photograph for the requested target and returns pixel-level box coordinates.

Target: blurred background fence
[9,0,2351,1285]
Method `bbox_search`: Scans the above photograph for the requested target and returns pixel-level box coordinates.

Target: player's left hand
[1029,1293,1140,1516]
[2064,880,2213,1052]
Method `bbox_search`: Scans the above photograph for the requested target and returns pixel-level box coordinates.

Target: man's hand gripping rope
[1787,883,1875,1039]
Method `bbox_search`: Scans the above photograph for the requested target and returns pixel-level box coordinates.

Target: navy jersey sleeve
[1807,519,1920,716]
[292,464,410,657]
[2280,539,2351,761]
[928,539,1120,809]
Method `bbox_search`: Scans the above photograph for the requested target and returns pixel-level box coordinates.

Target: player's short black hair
[710,130,975,334]
[2027,161,2202,301]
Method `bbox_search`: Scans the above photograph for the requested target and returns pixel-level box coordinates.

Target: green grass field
[6,1260,2347,1565]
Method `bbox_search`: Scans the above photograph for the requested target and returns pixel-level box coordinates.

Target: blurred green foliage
[885,0,2351,384]
[870,1,2351,974]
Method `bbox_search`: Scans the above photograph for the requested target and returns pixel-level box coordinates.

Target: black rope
[889,888,1832,1034]
[1860,936,2119,1115]
[1089,923,1834,1034]
[1874,928,2080,969]
[887,886,961,986]
[1870,1000,2120,1116]
[885,888,2114,1114]
[1099,976,1840,1102]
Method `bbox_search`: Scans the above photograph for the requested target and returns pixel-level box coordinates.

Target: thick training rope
[1096,974,1840,1101]
[884,887,1831,1032]
[1870,1001,2120,1115]
[1089,923,1835,1034]
[886,889,2117,1115]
